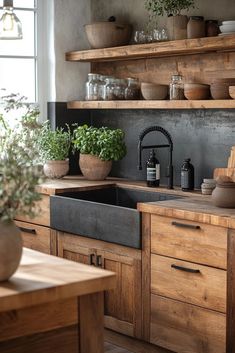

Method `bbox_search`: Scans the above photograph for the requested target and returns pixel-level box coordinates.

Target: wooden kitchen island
[0,248,116,353]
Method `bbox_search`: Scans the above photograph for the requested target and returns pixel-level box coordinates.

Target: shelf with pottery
[67,99,235,110]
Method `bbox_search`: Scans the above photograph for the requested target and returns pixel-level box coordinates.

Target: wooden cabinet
[57,232,142,339]
[142,213,228,353]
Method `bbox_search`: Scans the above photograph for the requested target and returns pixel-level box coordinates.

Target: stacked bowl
[210,78,235,99]
[184,83,210,100]
[219,21,235,36]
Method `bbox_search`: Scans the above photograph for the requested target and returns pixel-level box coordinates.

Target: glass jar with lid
[98,75,107,101]
[105,77,117,100]
[85,73,101,101]
[125,78,140,100]
[169,74,184,100]
[112,79,127,100]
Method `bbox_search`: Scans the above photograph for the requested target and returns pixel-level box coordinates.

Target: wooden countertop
[0,248,116,313]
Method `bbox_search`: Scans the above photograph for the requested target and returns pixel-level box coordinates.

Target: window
[0,0,37,102]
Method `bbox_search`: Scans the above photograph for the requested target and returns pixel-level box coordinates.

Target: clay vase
[43,159,69,179]
[212,182,235,208]
[167,15,188,40]
[0,221,23,281]
[79,154,112,181]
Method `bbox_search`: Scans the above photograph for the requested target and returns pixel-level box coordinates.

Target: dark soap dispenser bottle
[147,149,160,187]
[181,158,194,191]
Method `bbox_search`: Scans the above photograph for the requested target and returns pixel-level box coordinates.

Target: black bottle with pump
[147,149,160,187]
[181,158,194,191]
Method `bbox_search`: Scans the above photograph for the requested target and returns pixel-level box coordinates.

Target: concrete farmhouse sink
[50,186,181,249]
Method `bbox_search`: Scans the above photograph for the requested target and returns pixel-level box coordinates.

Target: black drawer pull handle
[19,227,36,235]
[172,221,201,230]
[171,264,201,274]
[89,253,95,266]
[96,255,103,268]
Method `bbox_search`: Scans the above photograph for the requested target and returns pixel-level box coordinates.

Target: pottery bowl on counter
[184,83,210,100]
[210,78,235,99]
[229,86,235,99]
[84,21,133,49]
[141,82,168,100]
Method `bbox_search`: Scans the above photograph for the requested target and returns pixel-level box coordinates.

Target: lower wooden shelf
[67,100,235,110]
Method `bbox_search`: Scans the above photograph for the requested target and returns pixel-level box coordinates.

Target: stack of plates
[219,21,235,36]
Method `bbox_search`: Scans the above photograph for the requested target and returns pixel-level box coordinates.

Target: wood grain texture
[150,295,226,353]
[0,248,116,313]
[214,167,235,181]
[66,35,235,62]
[227,229,235,353]
[151,214,228,269]
[151,254,227,313]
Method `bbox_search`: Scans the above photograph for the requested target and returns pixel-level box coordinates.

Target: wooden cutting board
[213,168,235,181]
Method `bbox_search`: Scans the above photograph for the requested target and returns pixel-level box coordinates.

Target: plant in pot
[72,125,127,181]
[38,122,71,179]
[0,94,43,281]
[145,0,195,40]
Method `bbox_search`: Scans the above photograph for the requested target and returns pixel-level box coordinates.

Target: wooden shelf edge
[67,100,235,110]
[66,35,235,63]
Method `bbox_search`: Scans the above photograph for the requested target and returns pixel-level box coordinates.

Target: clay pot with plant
[145,0,195,40]
[38,123,71,179]
[72,125,126,181]
[0,93,43,281]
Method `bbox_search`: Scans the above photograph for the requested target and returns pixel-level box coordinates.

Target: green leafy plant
[38,123,71,162]
[0,94,44,223]
[72,125,127,161]
[145,0,195,16]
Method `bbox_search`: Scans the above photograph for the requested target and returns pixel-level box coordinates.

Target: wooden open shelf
[66,35,235,63]
[67,100,235,110]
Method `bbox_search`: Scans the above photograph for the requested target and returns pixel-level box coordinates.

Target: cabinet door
[100,249,142,339]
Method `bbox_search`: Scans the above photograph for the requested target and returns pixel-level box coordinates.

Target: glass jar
[187,16,205,39]
[98,75,107,101]
[170,74,184,100]
[85,73,101,101]
[112,79,127,100]
[105,77,117,100]
[125,78,140,100]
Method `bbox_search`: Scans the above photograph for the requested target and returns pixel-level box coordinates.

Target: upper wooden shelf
[66,35,235,63]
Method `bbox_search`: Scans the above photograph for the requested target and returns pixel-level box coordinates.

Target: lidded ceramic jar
[212,181,235,208]
[187,16,205,39]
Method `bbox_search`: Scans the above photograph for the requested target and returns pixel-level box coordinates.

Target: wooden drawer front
[15,195,50,227]
[15,221,51,254]
[151,254,226,313]
[151,215,227,269]
[150,295,226,353]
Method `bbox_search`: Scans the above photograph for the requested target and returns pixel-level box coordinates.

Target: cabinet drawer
[151,215,227,269]
[15,221,51,254]
[15,195,50,227]
[150,294,226,353]
[151,254,226,313]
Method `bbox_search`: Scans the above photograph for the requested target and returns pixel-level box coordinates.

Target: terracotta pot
[212,182,235,208]
[0,221,22,281]
[167,15,188,40]
[43,159,69,179]
[79,154,112,181]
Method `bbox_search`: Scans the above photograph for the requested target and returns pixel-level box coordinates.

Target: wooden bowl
[229,86,235,99]
[210,83,231,99]
[84,22,132,49]
[141,83,168,100]
[184,83,210,100]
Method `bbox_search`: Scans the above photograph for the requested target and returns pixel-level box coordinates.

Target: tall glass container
[170,74,184,100]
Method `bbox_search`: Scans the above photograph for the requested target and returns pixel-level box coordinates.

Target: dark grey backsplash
[48,103,235,188]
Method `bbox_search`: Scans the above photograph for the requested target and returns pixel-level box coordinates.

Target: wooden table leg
[79,292,104,353]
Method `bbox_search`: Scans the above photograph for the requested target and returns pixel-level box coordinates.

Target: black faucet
[137,126,174,189]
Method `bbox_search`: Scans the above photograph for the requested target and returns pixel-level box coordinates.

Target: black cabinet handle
[96,255,103,267]
[18,227,36,235]
[171,221,201,230]
[171,264,201,274]
[89,253,95,266]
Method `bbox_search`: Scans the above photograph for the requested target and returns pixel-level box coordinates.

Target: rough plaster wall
[54,0,91,101]
[91,0,235,31]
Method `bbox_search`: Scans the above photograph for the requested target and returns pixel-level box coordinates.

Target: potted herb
[38,123,71,179]
[145,0,195,40]
[0,94,43,281]
[72,125,126,180]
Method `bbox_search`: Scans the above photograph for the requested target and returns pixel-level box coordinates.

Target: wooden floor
[105,330,173,353]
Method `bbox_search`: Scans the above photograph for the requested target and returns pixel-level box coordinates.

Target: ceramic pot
[167,15,188,40]
[212,182,235,208]
[43,159,69,179]
[0,221,22,281]
[79,154,112,181]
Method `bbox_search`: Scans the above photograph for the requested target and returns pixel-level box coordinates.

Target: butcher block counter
[0,248,116,353]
